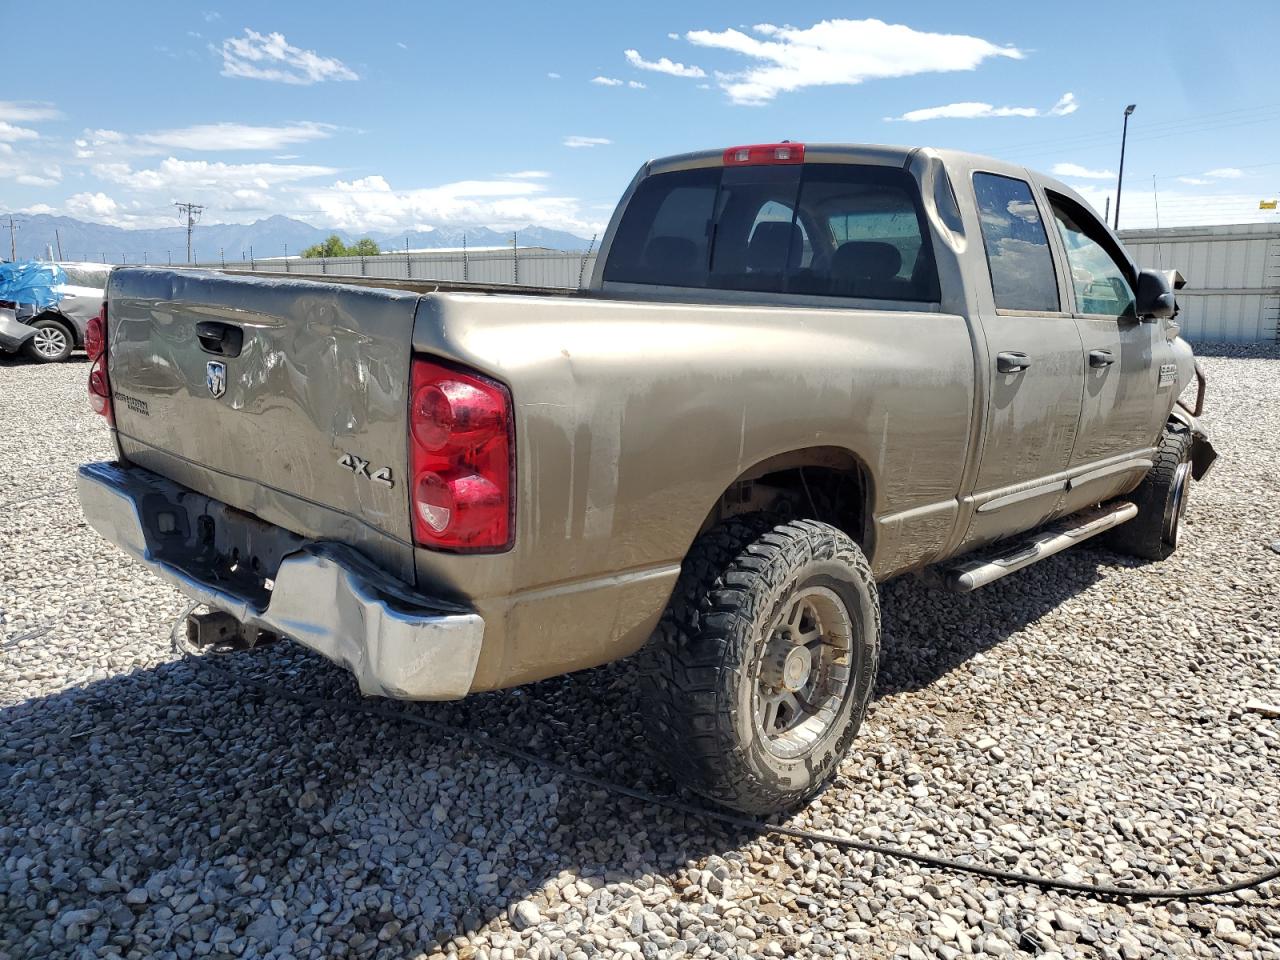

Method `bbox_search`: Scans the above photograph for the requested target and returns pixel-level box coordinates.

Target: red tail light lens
[88,355,112,422]
[409,358,514,551]
[86,302,113,423]
[722,142,805,166]
[85,310,105,361]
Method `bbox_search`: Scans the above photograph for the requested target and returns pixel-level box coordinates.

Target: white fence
[192,249,599,289]
[1120,223,1280,342]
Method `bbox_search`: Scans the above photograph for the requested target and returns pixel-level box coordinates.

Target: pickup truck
[78,142,1216,814]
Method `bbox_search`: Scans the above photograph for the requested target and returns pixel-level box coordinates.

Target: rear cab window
[972,172,1060,313]
[603,162,940,303]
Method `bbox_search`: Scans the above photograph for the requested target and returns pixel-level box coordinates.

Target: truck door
[964,172,1085,546]
[1043,191,1169,512]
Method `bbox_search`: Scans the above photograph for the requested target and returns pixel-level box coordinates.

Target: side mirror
[1135,268,1178,321]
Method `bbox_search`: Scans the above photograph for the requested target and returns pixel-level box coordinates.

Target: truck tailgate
[106,268,419,579]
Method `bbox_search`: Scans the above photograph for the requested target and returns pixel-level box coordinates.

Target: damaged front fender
[1169,404,1218,482]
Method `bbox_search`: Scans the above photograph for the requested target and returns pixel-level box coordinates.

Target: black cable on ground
[189,655,1279,903]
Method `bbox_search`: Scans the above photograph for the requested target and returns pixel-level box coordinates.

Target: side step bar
[940,501,1138,593]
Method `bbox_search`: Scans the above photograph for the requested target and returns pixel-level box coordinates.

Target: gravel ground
[2,345,1278,960]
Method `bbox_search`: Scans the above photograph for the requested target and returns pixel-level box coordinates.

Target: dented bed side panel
[409,292,976,689]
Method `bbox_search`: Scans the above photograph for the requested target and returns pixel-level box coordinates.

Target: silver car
[0,262,109,362]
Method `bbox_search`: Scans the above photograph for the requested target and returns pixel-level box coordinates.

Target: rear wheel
[24,317,74,363]
[1108,427,1194,561]
[638,517,880,814]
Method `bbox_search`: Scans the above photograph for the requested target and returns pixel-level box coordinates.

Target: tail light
[722,142,805,166]
[86,303,113,423]
[409,357,514,552]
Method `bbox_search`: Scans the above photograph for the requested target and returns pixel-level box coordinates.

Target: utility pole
[174,201,204,264]
[54,228,63,260]
[1114,104,1136,230]
[5,215,22,260]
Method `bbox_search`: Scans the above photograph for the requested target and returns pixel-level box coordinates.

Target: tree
[301,234,382,258]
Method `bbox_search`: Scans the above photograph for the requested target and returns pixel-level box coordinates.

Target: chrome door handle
[1088,349,1115,368]
[996,351,1033,374]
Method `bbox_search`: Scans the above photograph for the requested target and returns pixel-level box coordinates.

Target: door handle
[996,351,1033,374]
[195,321,244,358]
[1088,349,1115,368]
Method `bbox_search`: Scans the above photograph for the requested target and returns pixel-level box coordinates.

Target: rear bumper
[77,461,484,700]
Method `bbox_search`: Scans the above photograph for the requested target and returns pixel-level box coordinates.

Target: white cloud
[684,18,1023,105]
[0,121,40,142]
[297,175,601,235]
[1205,167,1244,179]
[499,170,551,179]
[0,156,60,186]
[628,80,646,89]
[1177,177,1210,186]
[547,72,561,79]
[563,136,611,148]
[218,29,358,85]
[93,157,336,192]
[1051,162,1116,180]
[135,121,336,151]
[66,192,121,219]
[591,76,623,86]
[203,10,221,22]
[889,91,1077,122]
[19,203,57,215]
[396,42,407,50]
[623,49,706,78]
[667,33,680,41]
[0,101,60,122]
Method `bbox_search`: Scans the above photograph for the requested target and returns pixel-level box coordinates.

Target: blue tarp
[0,260,66,309]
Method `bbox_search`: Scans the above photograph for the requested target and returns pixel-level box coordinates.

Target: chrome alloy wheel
[1164,460,1192,549]
[753,585,854,758]
[32,326,69,359]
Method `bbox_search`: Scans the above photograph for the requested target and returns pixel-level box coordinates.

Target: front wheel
[24,318,74,363]
[1108,427,1194,561]
[638,517,880,814]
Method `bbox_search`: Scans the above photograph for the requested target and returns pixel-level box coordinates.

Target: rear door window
[973,172,1060,313]
[604,162,939,302]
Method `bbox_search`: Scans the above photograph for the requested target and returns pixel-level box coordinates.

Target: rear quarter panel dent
[412,294,975,598]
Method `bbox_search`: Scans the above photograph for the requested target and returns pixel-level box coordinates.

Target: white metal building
[1119,223,1280,342]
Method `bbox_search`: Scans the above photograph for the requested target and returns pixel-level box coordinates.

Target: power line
[174,202,204,264]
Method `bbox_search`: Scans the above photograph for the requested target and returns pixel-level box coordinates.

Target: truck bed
[220,268,588,299]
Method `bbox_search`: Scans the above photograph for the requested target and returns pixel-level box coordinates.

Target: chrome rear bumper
[77,461,484,700]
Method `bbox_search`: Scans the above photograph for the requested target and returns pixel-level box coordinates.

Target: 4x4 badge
[338,452,394,487]
[206,360,227,398]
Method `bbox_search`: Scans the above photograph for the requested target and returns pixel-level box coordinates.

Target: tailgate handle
[196,321,244,358]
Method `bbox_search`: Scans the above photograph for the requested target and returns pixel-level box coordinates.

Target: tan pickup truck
[78,142,1216,813]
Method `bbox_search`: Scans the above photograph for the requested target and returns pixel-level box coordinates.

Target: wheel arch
[695,444,877,559]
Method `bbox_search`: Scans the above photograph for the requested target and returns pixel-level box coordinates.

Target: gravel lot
[2,347,1278,960]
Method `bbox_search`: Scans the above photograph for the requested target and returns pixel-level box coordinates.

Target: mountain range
[3,214,595,264]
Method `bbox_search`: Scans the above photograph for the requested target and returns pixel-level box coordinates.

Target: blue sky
[3,0,1278,236]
